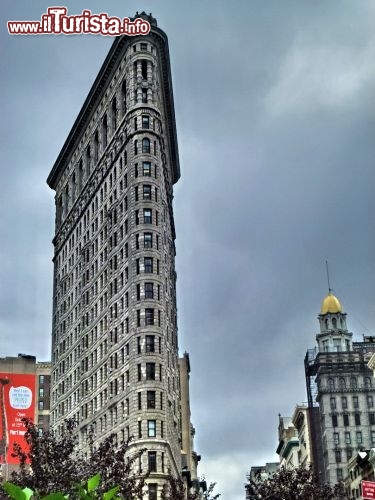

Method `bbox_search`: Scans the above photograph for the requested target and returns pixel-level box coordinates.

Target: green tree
[161,475,220,500]
[245,466,348,500]
[0,418,146,499]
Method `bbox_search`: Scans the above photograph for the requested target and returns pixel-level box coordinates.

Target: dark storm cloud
[2,1,375,498]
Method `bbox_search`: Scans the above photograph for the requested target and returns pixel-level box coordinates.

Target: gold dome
[321,292,342,314]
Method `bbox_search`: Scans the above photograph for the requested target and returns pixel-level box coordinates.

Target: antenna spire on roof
[325,260,332,293]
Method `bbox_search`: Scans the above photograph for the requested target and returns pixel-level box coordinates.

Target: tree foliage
[161,475,220,500]
[0,419,220,500]
[245,466,348,500]
[0,418,146,499]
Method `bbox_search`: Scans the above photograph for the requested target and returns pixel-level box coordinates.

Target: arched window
[332,317,337,329]
[339,378,346,390]
[325,319,329,330]
[365,377,372,389]
[350,377,357,389]
[328,378,335,390]
[142,138,150,154]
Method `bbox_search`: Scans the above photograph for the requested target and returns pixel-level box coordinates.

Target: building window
[365,377,372,389]
[121,79,127,114]
[39,388,44,398]
[343,414,349,426]
[138,364,142,382]
[142,88,148,103]
[328,378,335,390]
[142,115,150,129]
[138,421,142,438]
[350,377,357,389]
[39,401,44,410]
[148,451,157,472]
[134,140,138,155]
[148,484,157,500]
[371,431,375,444]
[368,395,374,408]
[369,413,375,425]
[144,209,152,224]
[339,378,346,389]
[145,283,154,299]
[345,431,351,444]
[143,185,152,200]
[146,363,155,380]
[137,309,141,327]
[353,396,359,409]
[332,415,338,427]
[147,391,156,409]
[143,162,151,176]
[39,375,45,385]
[341,397,347,409]
[138,392,142,410]
[356,431,362,444]
[102,115,108,149]
[354,413,361,426]
[145,308,154,325]
[336,469,343,481]
[347,449,352,460]
[148,420,156,437]
[144,233,152,248]
[335,450,341,463]
[142,138,150,154]
[146,335,155,352]
[144,258,153,273]
[333,432,340,445]
[94,130,99,163]
[111,97,117,132]
[330,397,336,410]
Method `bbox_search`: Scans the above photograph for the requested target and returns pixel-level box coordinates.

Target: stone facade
[291,404,312,469]
[305,293,375,485]
[47,13,190,498]
[276,416,299,469]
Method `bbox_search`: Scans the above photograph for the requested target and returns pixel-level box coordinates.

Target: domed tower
[316,291,352,353]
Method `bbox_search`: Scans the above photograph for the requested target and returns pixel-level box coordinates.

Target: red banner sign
[0,373,35,464]
[363,481,375,500]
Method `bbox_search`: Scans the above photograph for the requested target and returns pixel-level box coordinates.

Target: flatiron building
[47,13,191,496]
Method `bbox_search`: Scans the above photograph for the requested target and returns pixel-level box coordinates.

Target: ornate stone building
[305,291,375,485]
[47,13,196,497]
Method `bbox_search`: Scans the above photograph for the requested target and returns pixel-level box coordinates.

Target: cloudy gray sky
[2,1,375,498]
